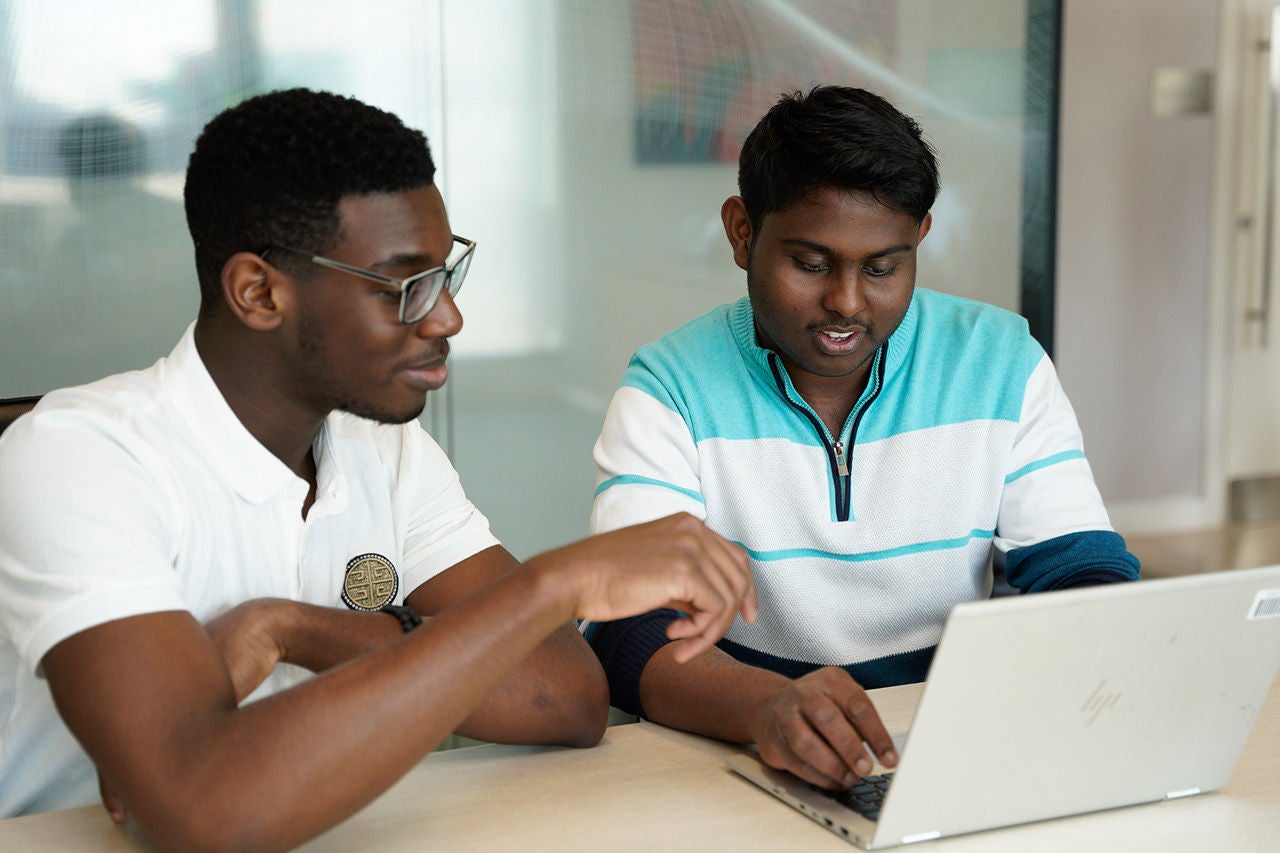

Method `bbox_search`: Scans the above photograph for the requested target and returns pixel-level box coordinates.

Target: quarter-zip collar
[726,294,916,520]
[726,293,918,390]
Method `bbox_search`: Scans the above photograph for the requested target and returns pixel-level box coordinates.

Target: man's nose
[822,268,866,317]
[413,288,463,338]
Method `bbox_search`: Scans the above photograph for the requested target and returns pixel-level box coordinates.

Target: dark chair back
[0,396,41,436]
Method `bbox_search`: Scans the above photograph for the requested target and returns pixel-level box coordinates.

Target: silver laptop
[727,565,1280,849]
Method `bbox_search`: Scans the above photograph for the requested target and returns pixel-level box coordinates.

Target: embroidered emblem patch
[341,553,399,611]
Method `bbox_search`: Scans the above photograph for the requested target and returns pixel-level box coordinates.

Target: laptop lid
[730,565,1280,849]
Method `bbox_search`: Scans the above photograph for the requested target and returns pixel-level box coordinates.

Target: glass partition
[0,0,1058,559]
[452,0,1059,557]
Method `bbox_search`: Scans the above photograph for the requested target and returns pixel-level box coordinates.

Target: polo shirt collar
[160,323,316,505]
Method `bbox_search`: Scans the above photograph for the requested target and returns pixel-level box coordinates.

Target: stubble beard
[295,312,427,425]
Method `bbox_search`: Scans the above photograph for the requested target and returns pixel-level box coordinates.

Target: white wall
[1056,0,1217,532]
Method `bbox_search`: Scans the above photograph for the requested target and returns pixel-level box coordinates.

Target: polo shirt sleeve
[993,352,1140,590]
[0,408,187,676]
[395,422,500,596]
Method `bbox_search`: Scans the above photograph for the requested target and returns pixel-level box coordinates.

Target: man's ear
[916,211,933,245]
[219,252,290,331]
[720,196,753,272]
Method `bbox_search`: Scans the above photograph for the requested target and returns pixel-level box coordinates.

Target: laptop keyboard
[811,773,895,822]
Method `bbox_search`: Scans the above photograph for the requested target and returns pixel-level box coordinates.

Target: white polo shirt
[0,325,499,816]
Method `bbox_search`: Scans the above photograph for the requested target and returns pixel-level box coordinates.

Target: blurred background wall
[0,0,1242,556]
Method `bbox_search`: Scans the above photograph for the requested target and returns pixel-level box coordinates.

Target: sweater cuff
[1049,568,1135,589]
[584,609,681,716]
[1005,530,1141,593]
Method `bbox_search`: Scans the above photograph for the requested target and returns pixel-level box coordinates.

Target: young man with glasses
[0,89,755,850]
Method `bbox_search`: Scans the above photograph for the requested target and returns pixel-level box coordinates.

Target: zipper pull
[833,440,850,476]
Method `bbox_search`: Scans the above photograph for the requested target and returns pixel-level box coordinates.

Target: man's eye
[864,264,899,278]
[792,257,829,273]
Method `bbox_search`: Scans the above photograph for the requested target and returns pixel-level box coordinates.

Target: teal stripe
[622,292,1046,446]
[594,474,706,504]
[845,291,1043,442]
[1004,450,1086,484]
[738,529,994,563]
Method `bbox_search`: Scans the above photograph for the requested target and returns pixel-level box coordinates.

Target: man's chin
[809,345,880,378]
[338,397,428,425]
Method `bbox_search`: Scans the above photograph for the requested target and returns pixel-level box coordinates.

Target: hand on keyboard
[748,666,899,790]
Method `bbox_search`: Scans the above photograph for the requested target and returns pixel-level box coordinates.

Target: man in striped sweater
[586,86,1139,792]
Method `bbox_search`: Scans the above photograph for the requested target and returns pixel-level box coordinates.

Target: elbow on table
[134,800,299,853]
[555,663,610,748]
[471,653,609,748]
[121,765,345,853]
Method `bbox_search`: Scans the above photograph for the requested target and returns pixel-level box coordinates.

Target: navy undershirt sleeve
[589,532,1138,714]
[1005,530,1141,593]
[584,609,681,717]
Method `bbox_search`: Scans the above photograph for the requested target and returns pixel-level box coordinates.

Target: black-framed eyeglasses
[262,235,475,324]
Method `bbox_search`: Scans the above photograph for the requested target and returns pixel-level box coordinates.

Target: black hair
[737,85,939,229]
[183,88,436,316]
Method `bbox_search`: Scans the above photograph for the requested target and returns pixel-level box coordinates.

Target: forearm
[238,578,579,838]
[277,600,404,671]
[638,643,791,744]
[453,622,608,747]
[265,579,606,747]
[48,511,754,851]
[49,563,581,852]
[404,545,608,747]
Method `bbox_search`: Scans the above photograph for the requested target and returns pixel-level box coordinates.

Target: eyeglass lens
[403,243,473,323]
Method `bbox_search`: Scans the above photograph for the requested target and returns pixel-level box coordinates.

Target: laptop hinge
[901,830,942,844]
[1165,787,1202,800]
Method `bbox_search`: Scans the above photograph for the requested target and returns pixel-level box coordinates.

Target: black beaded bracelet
[379,603,423,633]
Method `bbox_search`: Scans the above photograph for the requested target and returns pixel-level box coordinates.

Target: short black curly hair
[184,88,436,316]
[739,86,939,230]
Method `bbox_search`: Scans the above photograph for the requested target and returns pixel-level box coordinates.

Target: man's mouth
[398,355,450,392]
[402,356,447,372]
[814,327,865,356]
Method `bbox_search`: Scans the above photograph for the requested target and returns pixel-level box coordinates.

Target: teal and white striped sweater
[587,289,1138,714]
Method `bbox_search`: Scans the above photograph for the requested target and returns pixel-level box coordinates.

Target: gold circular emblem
[341,553,399,611]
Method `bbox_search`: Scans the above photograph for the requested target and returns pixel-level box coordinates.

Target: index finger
[672,534,752,634]
[708,532,757,624]
[838,685,897,768]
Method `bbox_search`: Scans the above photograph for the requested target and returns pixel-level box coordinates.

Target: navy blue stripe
[767,353,847,520]
[717,637,935,689]
[842,346,888,521]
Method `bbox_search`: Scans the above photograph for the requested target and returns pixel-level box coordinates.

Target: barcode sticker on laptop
[1248,590,1280,620]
